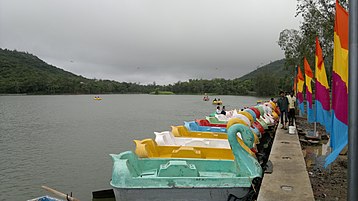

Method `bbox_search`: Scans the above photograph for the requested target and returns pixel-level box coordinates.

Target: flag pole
[348,0,358,200]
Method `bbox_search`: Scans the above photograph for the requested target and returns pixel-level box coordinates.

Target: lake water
[0,94,263,201]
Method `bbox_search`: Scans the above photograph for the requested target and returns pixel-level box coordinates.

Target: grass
[149,91,175,95]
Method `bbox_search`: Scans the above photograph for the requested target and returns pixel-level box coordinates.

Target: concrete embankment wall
[257,125,314,201]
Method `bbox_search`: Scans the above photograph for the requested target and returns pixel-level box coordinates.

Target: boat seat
[158,161,199,177]
[171,147,203,158]
[140,169,158,178]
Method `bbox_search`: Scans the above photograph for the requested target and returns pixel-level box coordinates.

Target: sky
[0,0,301,85]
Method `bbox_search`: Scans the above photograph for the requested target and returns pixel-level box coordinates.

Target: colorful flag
[315,37,332,133]
[325,1,349,167]
[297,66,305,116]
[304,58,315,123]
[293,76,297,94]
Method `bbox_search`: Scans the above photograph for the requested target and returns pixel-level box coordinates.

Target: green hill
[238,59,291,81]
[0,48,292,96]
[237,59,293,96]
[0,48,154,94]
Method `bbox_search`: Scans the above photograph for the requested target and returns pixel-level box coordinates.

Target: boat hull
[112,187,250,201]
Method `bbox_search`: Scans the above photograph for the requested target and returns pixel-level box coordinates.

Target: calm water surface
[0,94,262,200]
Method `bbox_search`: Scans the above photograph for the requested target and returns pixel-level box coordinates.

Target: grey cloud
[0,0,300,84]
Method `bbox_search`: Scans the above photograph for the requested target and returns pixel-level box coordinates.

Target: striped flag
[297,66,305,116]
[315,37,332,133]
[304,58,315,123]
[325,1,349,167]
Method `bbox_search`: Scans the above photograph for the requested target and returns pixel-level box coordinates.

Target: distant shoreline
[0,93,271,99]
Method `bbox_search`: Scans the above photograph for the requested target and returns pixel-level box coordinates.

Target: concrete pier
[257,124,314,201]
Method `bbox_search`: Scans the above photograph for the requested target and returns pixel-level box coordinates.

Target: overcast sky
[0,0,300,85]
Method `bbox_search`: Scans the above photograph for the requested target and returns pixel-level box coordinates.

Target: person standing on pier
[277,91,289,129]
[287,91,296,126]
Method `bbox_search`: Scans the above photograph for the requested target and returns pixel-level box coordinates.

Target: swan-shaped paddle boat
[110,123,262,201]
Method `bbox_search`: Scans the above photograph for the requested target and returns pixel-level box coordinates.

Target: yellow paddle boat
[212,100,223,105]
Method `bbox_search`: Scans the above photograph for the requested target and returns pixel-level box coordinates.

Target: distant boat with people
[203,93,209,101]
[94,96,102,100]
[203,96,209,101]
[212,98,222,105]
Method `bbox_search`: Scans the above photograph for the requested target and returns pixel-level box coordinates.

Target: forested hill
[0,48,154,94]
[0,48,292,96]
[236,59,293,96]
[239,59,290,80]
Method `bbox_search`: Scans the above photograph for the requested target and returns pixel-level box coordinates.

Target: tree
[278,0,349,83]
[278,29,303,69]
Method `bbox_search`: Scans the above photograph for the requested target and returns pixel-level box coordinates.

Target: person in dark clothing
[277,91,289,129]
[221,106,226,115]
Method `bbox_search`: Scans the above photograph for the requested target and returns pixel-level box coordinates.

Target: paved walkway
[257,124,314,201]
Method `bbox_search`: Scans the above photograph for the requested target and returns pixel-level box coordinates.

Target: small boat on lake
[94,96,102,100]
[212,100,223,105]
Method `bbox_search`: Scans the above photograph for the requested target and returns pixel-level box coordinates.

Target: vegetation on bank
[0,48,292,96]
[149,90,175,95]
[278,0,348,82]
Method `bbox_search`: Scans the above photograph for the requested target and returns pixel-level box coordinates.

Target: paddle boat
[212,100,223,105]
[253,121,265,134]
[134,138,247,159]
[232,113,251,126]
[171,122,259,151]
[244,108,257,121]
[110,124,262,201]
[195,119,226,128]
[154,131,230,148]
[28,186,79,201]
[205,116,227,124]
[211,110,253,124]
[238,111,254,125]
[94,96,102,100]
[254,105,275,127]
[198,113,262,139]
[257,118,269,130]
[151,121,257,156]
[214,114,229,122]
[184,121,226,133]
[28,196,64,201]
[135,125,256,159]
[212,111,253,127]
[171,125,228,139]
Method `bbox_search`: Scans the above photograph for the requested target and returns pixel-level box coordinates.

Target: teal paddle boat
[110,124,262,201]
[184,121,227,133]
